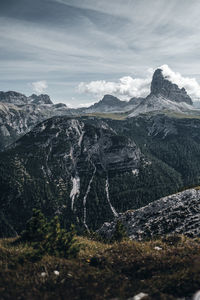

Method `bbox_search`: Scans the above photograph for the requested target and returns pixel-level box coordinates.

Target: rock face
[151,69,193,105]
[98,188,200,240]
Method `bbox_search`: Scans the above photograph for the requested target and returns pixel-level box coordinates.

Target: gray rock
[151,69,193,105]
[98,188,200,240]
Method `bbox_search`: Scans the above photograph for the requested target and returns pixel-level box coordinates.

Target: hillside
[0,115,184,237]
[1,235,200,300]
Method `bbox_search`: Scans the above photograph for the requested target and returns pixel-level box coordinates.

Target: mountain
[83,94,144,114]
[128,68,195,117]
[28,94,53,105]
[2,111,200,237]
[0,67,198,152]
[79,68,197,116]
[0,91,71,151]
[98,187,200,240]
[151,68,193,105]
[0,115,185,237]
[0,91,53,105]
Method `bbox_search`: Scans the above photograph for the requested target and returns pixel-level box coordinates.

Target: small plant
[112,220,127,242]
[21,209,79,259]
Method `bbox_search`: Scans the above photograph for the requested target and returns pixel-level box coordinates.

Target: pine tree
[112,221,127,242]
[21,209,79,259]
[21,209,47,242]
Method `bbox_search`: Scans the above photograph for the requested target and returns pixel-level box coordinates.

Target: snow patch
[105,177,118,217]
[70,176,80,211]
[132,169,139,176]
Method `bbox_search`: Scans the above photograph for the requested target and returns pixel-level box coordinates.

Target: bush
[21,209,79,259]
[21,209,48,242]
[112,221,127,242]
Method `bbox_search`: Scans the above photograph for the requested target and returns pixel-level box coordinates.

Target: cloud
[160,64,200,100]
[78,65,200,101]
[78,70,153,100]
[31,80,48,94]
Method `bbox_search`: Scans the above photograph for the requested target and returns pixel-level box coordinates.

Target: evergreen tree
[21,209,79,259]
[112,221,127,242]
[21,209,47,242]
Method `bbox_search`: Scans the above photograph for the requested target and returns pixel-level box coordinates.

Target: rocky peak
[29,94,53,105]
[89,95,126,109]
[0,91,28,105]
[151,68,193,105]
[100,94,123,106]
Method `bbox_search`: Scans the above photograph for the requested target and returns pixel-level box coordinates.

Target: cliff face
[151,69,193,105]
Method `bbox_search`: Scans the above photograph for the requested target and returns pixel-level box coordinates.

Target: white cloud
[31,80,48,94]
[78,70,153,100]
[78,65,200,101]
[160,64,200,100]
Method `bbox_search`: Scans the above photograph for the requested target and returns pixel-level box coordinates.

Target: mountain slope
[0,116,183,237]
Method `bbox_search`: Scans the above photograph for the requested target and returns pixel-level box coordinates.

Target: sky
[1,0,200,107]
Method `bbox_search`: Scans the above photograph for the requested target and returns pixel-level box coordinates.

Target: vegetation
[1,234,200,299]
[112,220,127,242]
[20,209,80,260]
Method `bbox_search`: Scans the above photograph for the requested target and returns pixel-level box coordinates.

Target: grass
[0,235,200,299]
[82,112,128,120]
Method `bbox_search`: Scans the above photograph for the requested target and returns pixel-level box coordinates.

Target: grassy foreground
[0,235,200,300]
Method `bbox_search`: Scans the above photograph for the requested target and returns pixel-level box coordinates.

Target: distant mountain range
[0,67,199,151]
[1,67,200,237]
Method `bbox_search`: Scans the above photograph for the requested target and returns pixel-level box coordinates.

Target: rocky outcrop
[151,69,193,105]
[98,188,200,240]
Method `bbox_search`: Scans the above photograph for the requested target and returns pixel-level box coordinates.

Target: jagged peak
[150,68,193,105]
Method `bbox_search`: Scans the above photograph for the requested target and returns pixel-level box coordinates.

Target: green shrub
[21,209,79,259]
[21,209,48,242]
[112,221,127,242]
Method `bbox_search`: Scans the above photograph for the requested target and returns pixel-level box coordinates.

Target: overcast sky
[1,0,200,107]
